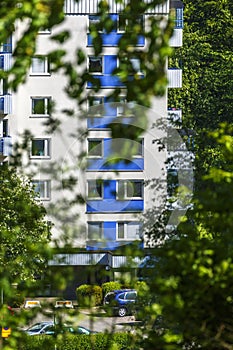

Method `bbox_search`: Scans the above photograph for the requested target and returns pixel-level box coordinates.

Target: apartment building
[0,0,184,297]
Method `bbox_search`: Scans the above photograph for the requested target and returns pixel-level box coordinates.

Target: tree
[135,124,233,350]
[168,0,233,186]
[0,165,50,284]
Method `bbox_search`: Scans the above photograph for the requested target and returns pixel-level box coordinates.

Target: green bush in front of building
[76,284,103,307]
[101,281,122,297]
[18,333,134,350]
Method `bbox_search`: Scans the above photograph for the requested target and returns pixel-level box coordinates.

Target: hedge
[17,333,134,350]
[76,284,103,307]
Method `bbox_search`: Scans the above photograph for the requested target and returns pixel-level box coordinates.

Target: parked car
[103,289,137,317]
[24,322,97,336]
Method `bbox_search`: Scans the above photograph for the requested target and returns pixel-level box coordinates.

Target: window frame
[118,15,144,33]
[31,96,51,117]
[133,138,144,157]
[31,180,51,200]
[87,139,103,158]
[30,56,50,75]
[117,180,143,200]
[87,222,103,240]
[31,138,51,158]
[88,56,103,74]
[88,96,105,116]
[87,179,103,199]
[117,221,142,241]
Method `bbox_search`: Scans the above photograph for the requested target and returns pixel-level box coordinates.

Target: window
[89,15,102,31]
[89,56,103,74]
[88,139,102,157]
[167,169,178,197]
[31,180,51,200]
[118,57,142,76]
[0,36,12,53]
[175,8,183,28]
[118,15,144,32]
[31,139,50,157]
[88,96,104,116]
[31,56,50,75]
[0,79,8,95]
[87,180,102,199]
[134,139,143,157]
[117,180,143,199]
[87,222,103,240]
[117,222,141,240]
[31,97,51,116]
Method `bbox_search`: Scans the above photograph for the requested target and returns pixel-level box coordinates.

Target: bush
[18,333,134,350]
[76,284,102,307]
[101,282,122,297]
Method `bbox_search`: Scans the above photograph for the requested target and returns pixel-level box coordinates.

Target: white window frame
[87,179,103,199]
[88,56,103,74]
[31,138,51,158]
[30,56,50,75]
[117,57,143,76]
[87,222,103,240]
[88,96,104,116]
[31,180,51,200]
[133,138,144,157]
[31,96,51,117]
[118,15,144,32]
[87,139,103,158]
[117,222,141,241]
[117,180,143,199]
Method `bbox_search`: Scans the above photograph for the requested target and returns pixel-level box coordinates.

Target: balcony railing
[0,95,12,115]
[64,0,169,14]
[167,69,182,88]
[0,136,12,157]
[0,54,12,71]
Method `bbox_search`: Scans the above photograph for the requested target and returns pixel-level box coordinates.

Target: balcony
[167,69,182,88]
[0,95,12,115]
[0,54,12,71]
[0,136,12,157]
[169,28,183,47]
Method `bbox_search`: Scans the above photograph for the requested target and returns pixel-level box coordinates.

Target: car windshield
[27,323,51,332]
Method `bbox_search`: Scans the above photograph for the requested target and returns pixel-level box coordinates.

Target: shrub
[101,282,122,297]
[76,284,102,307]
[18,333,134,350]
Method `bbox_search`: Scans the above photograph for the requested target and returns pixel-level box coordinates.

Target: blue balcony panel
[87,75,124,88]
[87,158,144,171]
[104,222,116,241]
[87,117,115,129]
[0,136,12,156]
[87,199,143,213]
[103,180,116,199]
[87,116,135,129]
[87,33,144,47]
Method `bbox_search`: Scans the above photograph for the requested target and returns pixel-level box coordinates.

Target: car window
[118,293,126,300]
[44,325,55,334]
[125,292,137,300]
[27,323,50,332]
[105,293,113,302]
[77,327,90,334]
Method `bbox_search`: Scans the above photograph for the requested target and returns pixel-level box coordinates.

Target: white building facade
[1,0,184,294]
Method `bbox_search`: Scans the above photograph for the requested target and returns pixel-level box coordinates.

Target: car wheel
[118,307,127,317]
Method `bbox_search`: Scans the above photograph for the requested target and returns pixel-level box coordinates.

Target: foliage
[168,0,233,185]
[0,165,51,287]
[76,284,103,307]
[101,282,122,297]
[17,333,134,350]
[138,125,233,349]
